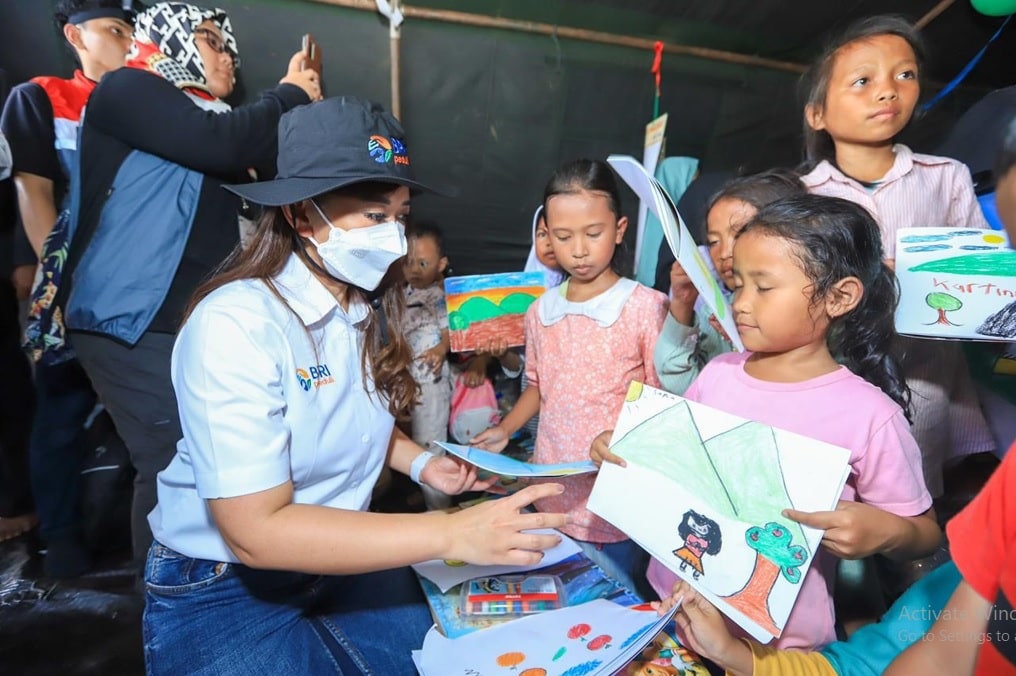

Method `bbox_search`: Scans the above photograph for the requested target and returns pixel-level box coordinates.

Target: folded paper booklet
[894,227,1015,341]
[435,441,598,477]
[588,382,851,644]
[608,153,744,351]
[414,599,683,676]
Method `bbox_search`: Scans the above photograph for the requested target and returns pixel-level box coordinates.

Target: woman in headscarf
[62,1,320,569]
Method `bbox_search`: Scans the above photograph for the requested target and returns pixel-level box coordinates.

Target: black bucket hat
[224,96,434,206]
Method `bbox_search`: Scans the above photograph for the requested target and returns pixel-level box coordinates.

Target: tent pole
[915,0,957,29]
[389,0,402,119]
[305,0,807,74]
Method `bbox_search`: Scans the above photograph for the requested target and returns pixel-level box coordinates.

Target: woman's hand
[669,261,699,326]
[419,454,497,495]
[280,50,322,101]
[470,424,509,452]
[444,483,569,567]
[589,430,626,467]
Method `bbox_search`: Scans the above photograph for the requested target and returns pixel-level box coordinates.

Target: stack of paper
[413,599,679,676]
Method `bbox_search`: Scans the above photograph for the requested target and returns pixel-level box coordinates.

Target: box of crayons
[459,574,565,618]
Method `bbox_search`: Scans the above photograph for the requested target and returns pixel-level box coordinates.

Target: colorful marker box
[460,574,565,617]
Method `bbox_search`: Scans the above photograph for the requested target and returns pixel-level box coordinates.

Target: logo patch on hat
[368,135,409,166]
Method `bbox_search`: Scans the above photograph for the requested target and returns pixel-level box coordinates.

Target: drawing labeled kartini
[444,271,545,352]
[608,384,814,638]
[895,228,1016,340]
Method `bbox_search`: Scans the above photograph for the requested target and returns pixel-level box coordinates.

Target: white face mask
[307,200,408,291]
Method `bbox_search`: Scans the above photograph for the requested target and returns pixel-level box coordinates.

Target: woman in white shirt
[144,96,567,675]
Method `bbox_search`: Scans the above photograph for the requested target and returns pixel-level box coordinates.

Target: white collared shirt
[149,253,394,562]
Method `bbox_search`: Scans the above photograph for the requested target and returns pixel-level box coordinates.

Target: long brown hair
[185,183,419,420]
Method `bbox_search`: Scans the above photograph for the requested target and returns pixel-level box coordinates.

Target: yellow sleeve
[738,640,837,676]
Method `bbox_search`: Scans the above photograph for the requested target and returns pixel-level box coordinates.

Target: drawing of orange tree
[610,389,810,638]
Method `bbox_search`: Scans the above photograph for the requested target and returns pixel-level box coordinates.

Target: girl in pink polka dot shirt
[472,159,669,599]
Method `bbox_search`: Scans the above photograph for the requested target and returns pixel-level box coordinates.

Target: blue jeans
[143,542,433,675]
[577,538,653,602]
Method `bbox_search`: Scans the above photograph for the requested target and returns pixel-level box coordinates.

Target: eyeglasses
[194,27,239,67]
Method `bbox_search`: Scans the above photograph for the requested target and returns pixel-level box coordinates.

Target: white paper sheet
[588,383,850,643]
[894,227,1015,341]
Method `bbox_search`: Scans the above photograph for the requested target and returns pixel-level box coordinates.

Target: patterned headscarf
[130,2,238,92]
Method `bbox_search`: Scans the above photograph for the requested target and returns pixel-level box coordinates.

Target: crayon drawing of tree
[610,397,811,637]
[924,292,963,326]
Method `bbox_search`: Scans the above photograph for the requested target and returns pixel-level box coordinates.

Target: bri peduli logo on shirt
[295,365,334,391]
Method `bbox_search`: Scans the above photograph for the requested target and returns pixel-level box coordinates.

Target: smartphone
[301,34,322,74]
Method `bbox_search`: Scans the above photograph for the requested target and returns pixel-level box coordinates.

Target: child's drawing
[587,383,850,643]
[607,155,744,351]
[895,227,1015,340]
[444,271,546,352]
[672,510,722,580]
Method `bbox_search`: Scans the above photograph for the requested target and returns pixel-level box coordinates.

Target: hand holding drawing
[665,581,754,676]
[472,337,524,375]
[783,501,938,560]
[444,484,568,567]
[470,424,509,452]
[419,453,498,495]
[589,430,626,468]
[707,314,733,344]
[474,336,511,358]
[668,261,699,326]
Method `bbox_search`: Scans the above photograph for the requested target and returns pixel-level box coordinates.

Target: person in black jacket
[63,1,320,568]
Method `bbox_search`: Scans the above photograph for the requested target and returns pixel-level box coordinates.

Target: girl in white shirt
[144,96,567,676]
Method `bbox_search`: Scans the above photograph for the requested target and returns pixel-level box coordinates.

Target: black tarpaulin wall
[0,0,990,274]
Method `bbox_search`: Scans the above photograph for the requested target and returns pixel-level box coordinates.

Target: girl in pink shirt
[630,194,941,651]
[472,159,668,600]
[799,15,995,496]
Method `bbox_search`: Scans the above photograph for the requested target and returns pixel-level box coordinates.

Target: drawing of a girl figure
[672,509,722,580]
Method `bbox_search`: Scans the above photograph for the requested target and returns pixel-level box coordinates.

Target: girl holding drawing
[799,14,995,497]
[654,170,806,395]
[471,159,668,599]
[460,205,565,440]
[635,194,941,651]
[461,205,561,387]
